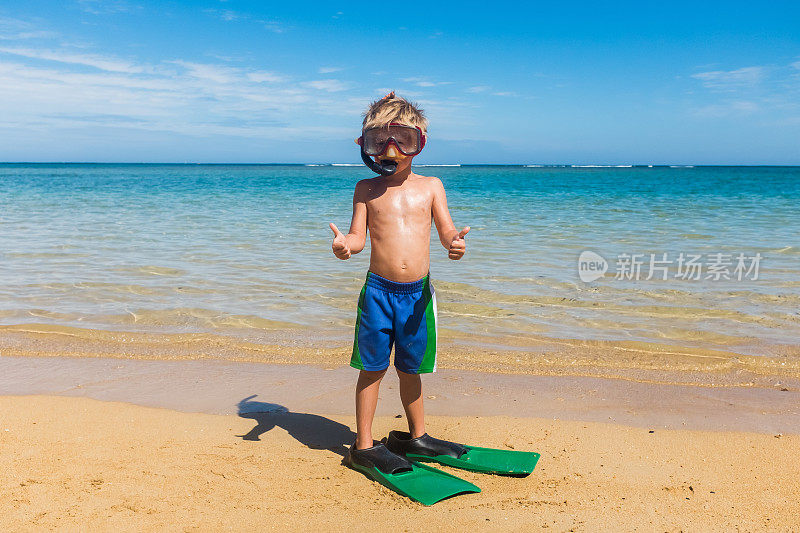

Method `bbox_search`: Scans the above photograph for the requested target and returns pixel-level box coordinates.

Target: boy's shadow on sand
[235,394,355,458]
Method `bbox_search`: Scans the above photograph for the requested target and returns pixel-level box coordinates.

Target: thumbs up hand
[330,223,351,260]
[448,226,470,260]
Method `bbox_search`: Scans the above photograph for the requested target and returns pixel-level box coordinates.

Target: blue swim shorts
[350,271,437,374]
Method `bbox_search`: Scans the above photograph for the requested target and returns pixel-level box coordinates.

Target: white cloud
[203,9,243,22]
[0,17,57,40]
[0,46,146,73]
[401,77,452,87]
[375,87,425,98]
[4,31,57,40]
[260,19,284,33]
[732,101,760,112]
[0,36,477,154]
[78,0,139,15]
[691,66,765,90]
[0,45,363,143]
[319,66,344,74]
[206,53,245,63]
[170,60,240,84]
[693,100,760,118]
[688,62,800,118]
[247,70,288,83]
[466,85,490,93]
[304,79,348,92]
[203,8,284,33]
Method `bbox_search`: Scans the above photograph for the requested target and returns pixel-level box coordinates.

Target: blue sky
[1,1,798,164]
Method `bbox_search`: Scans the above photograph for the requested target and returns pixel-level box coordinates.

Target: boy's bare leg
[355,369,387,449]
[396,368,426,438]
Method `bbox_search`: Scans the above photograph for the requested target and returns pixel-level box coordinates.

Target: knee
[395,367,421,381]
[359,368,387,383]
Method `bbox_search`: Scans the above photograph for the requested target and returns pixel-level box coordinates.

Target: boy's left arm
[431,178,470,260]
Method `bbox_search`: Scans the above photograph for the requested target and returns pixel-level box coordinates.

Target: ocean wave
[769,246,800,255]
[571,165,633,168]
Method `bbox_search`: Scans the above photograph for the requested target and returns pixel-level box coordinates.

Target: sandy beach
[2,348,799,531]
[2,393,799,532]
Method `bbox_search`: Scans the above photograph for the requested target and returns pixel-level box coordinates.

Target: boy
[329,92,470,468]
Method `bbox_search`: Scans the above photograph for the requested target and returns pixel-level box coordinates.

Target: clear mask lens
[363,125,422,156]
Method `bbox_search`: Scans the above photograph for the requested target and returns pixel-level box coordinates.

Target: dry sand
[2,394,799,532]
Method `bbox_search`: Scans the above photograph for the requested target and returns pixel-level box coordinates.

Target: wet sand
[1,355,798,434]
[2,323,800,389]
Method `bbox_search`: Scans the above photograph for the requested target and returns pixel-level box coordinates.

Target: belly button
[400,264,407,269]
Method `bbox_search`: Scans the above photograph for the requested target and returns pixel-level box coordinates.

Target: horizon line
[2,162,799,168]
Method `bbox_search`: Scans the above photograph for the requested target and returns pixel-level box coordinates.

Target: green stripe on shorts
[417,279,437,373]
[349,281,368,369]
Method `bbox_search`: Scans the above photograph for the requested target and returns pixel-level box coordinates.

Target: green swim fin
[344,442,480,506]
[386,431,540,476]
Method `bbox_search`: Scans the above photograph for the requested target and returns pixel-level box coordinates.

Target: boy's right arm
[330,180,368,260]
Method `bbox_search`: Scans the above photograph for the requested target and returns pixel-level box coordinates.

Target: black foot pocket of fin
[386,431,467,459]
[346,442,413,475]
[386,431,540,476]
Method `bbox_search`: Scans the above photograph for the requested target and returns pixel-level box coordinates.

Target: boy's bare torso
[359,173,436,282]
[330,169,466,282]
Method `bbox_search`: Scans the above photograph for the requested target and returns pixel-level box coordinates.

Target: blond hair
[362,91,428,133]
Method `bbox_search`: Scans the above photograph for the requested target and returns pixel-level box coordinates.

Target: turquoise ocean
[1,164,798,357]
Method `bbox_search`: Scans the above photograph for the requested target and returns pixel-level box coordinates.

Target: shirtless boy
[329,92,469,463]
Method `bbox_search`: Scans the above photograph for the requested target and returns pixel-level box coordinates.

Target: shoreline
[2,323,799,390]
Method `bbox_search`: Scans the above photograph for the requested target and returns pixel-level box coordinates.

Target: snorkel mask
[358,122,426,176]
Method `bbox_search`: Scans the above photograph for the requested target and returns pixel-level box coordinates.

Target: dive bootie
[385,431,540,477]
[344,442,480,505]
